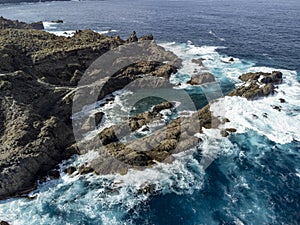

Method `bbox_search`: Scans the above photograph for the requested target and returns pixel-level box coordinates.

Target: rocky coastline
[0,17,285,200]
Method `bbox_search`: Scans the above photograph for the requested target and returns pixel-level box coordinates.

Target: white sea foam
[43,21,58,30]
[210,68,300,144]
[97,29,118,35]
[159,42,227,86]
[47,29,118,37]
[48,30,76,37]
[161,41,300,144]
[0,149,204,225]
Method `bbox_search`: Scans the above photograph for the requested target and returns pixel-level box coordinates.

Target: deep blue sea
[0,0,300,224]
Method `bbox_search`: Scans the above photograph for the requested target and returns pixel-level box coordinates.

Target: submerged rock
[279,98,286,103]
[50,20,63,24]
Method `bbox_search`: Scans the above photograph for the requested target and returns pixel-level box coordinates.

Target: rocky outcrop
[129,101,174,131]
[0,17,43,30]
[229,71,283,99]
[238,71,283,84]
[76,70,284,175]
[0,26,180,199]
[187,72,216,85]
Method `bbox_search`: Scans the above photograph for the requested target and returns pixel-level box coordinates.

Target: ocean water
[0,0,300,224]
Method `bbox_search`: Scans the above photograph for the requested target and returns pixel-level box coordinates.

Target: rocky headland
[0,17,284,199]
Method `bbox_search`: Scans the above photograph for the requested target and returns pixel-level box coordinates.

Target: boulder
[261,71,283,84]
[47,170,60,179]
[78,164,94,175]
[187,72,216,85]
[152,101,174,114]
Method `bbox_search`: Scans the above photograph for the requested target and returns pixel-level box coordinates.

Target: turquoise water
[0,0,300,224]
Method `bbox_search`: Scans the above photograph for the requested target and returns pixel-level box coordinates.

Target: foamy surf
[210,68,300,144]
[0,148,204,225]
[43,21,60,30]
